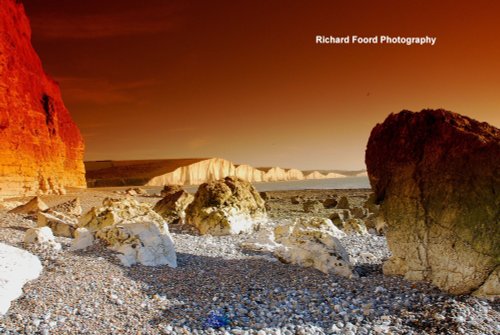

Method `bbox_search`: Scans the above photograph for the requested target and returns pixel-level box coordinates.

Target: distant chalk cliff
[85,158,358,187]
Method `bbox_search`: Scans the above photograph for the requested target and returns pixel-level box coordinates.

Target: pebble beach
[0,188,498,335]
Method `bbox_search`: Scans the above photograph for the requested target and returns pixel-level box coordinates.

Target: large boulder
[366,109,500,296]
[74,198,177,267]
[153,189,194,224]
[0,243,42,315]
[185,177,267,235]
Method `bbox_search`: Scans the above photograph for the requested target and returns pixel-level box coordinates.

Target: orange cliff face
[0,0,85,196]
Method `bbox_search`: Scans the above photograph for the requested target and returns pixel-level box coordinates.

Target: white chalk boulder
[242,217,353,277]
[274,217,352,277]
[77,198,177,267]
[24,227,61,251]
[0,243,42,315]
[96,221,177,267]
[70,228,94,251]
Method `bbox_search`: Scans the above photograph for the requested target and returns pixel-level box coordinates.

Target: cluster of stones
[292,193,383,236]
[12,196,177,268]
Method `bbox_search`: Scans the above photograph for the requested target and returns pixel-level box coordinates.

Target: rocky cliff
[366,109,499,296]
[260,167,303,182]
[235,164,265,182]
[0,0,86,197]
[147,160,314,186]
[147,158,237,186]
[86,158,350,187]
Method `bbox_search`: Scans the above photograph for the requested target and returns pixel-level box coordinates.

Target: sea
[180,176,370,193]
[253,176,370,192]
[99,176,371,194]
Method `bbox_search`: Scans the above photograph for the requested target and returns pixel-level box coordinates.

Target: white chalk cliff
[235,164,265,182]
[147,158,236,186]
[86,158,353,187]
[305,171,327,180]
[147,159,336,186]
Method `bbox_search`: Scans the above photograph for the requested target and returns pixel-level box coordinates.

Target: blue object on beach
[202,310,231,329]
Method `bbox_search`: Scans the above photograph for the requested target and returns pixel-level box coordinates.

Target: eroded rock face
[185,177,267,235]
[153,189,194,224]
[75,198,177,267]
[0,0,85,197]
[366,109,500,296]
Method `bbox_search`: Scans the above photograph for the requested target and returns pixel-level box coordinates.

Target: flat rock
[8,197,48,215]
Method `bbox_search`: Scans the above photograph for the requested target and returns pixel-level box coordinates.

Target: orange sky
[23,0,500,170]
